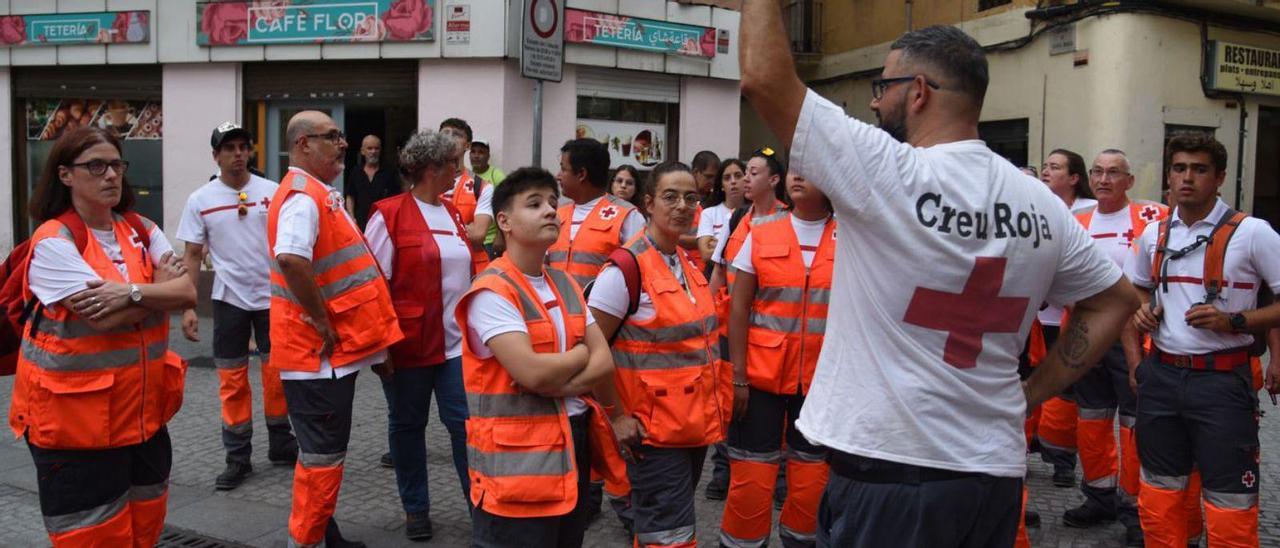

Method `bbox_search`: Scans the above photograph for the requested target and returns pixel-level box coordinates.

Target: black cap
[211,121,252,149]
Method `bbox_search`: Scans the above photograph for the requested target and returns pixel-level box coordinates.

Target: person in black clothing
[345,134,402,229]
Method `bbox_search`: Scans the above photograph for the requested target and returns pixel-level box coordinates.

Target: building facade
[755,0,1280,226]
[0,0,743,251]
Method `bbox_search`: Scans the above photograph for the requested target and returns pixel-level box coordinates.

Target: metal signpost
[521,0,564,165]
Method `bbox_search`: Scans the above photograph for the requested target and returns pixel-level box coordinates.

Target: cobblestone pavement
[0,315,1276,546]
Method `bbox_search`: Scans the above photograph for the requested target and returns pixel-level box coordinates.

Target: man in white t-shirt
[739,6,1139,545]
[177,123,297,491]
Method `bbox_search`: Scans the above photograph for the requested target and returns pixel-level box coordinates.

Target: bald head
[285,111,333,152]
[286,110,347,183]
[361,134,382,167]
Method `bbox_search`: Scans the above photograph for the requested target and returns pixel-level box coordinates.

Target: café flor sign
[197,0,435,46]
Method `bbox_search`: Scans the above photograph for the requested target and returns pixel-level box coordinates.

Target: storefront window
[576,96,678,170]
[21,98,164,235]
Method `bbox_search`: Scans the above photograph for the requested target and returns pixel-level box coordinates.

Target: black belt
[828,451,984,484]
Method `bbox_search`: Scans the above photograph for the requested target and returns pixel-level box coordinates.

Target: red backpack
[0,210,150,375]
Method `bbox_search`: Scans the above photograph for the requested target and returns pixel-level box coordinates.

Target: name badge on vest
[325,189,344,212]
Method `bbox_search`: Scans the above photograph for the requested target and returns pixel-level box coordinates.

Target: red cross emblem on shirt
[260,196,271,208]
[1242,471,1256,488]
[903,257,1030,369]
[1140,205,1160,222]
[1122,228,1137,248]
[464,180,475,194]
[599,205,619,220]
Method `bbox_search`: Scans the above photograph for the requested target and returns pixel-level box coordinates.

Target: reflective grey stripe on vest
[547,269,585,315]
[1140,467,1188,490]
[615,316,717,345]
[779,524,816,544]
[612,347,717,371]
[21,339,166,372]
[299,451,346,468]
[311,241,369,277]
[719,530,768,548]
[214,357,249,370]
[1086,474,1117,489]
[271,264,381,303]
[290,173,308,190]
[784,447,827,463]
[1078,407,1116,421]
[44,491,127,534]
[751,211,788,226]
[756,287,831,305]
[569,252,609,268]
[467,392,560,418]
[494,272,543,321]
[129,480,168,502]
[33,312,166,340]
[546,251,569,264]
[726,446,782,464]
[748,312,826,335]
[626,236,652,255]
[1038,438,1076,454]
[468,446,572,477]
[637,524,695,546]
[1203,489,1258,510]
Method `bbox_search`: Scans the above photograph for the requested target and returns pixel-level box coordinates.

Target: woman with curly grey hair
[362,129,474,541]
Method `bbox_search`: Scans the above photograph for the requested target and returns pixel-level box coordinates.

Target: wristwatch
[129,283,143,304]
[1229,312,1247,332]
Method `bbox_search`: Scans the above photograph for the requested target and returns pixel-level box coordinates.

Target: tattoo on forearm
[1057,320,1091,369]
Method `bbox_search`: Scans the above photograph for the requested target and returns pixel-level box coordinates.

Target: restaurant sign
[565,8,715,59]
[1206,41,1280,98]
[0,11,150,47]
[197,0,435,46]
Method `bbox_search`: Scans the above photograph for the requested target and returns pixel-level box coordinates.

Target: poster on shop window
[575,119,666,170]
[26,99,162,141]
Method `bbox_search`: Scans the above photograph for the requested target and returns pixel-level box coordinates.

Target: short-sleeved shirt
[442,174,495,221]
[28,218,173,308]
[1037,198,1099,326]
[364,197,473,360]
[344,165,402,230]
[696,203,733,240]
[475,166,507,245]
[570,195,646,243]
[589,245,694,324]
[789,89,1120,478]
[732,214,830,274]
[1124,199,1280,355]
[176,174,278,311]
[464,273,597,415]
[274,169,387,380]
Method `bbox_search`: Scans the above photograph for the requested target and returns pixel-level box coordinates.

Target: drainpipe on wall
[1236,98,1247,210]
[906,0,912,32]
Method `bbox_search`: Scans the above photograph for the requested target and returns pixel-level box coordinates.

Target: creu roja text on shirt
[915,192,1053,249]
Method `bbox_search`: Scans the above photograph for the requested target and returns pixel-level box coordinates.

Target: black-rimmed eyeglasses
[870,76,941,100]
[305,130,346,143]
[68,159,129,176]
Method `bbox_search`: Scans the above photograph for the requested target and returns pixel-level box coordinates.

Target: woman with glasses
[588,161,728,548]
[610,165,641,207]
[720,173,835,548]
[11,126,196,546]
[362,130,474,541]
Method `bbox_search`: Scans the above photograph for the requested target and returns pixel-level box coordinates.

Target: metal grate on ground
[155,527,251,548]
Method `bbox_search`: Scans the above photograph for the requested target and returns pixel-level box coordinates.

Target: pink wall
[162,63,240,239]
[0,68,12,252]
[679,76,742,162]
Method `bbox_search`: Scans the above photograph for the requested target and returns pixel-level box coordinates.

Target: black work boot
[1062,503,1117,528]
[1124,522,1145,546]
[215,461,253,491]
[1024,509,1041,528]
[325,517,366,548]
[405,512,433,541]
[380,451,394,468]
[1052,465,1075,488]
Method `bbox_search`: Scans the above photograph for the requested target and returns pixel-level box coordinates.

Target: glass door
[265,101,345,186]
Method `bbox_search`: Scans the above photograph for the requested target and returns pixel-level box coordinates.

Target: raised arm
[740,0,809,149]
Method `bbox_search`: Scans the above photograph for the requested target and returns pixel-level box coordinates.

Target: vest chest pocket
[488,418,570,503]
[746,329,788,391]
[33,371,115,448]
[330,283,386,354]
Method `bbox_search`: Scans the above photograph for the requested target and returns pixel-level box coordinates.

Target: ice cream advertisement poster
[198,0,436,45]
[27,99,162,142]
[576,119,667,170]
[0,11,150,47]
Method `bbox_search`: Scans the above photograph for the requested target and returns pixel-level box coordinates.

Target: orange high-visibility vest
[441,169,490,272]
[456,257,628,518]
[608,234,729,448]
[715,203,781,339]
[9,214,186,449]
[1075,200,1167,246]
[266,169,403,373]
[548,194,636,287]
[744,212,836,395]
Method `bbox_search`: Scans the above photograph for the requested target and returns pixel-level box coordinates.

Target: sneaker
[1052,465,1075,488]
[405,512,433,541]
[380,452,394,468]
[1125,523,1144,546]
[1024,509,1041,528]
[268,438,298,466]
[215,462,253,491]
[1062,504,1117,528]
[325,517,366,548]
[704,475,728,500]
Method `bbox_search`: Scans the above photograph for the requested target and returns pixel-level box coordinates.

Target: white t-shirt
[28,219,174,307]
[1086,206,1142,267]
[732,215,830,274]
[274,169,386,380]
[571,195,646,244]
[464,273,598,416]
[175,174,278,311]
[589,245,695,324]
[697,203,733,240]
[1124,199,1280,355]
[1037,198,1100,327]
[364,197,473,360]
[442,173,494,220]
[789,89,1120,477]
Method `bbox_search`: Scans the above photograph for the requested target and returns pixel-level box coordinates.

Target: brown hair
[1165,132,1228,175]
[29,127,134,222]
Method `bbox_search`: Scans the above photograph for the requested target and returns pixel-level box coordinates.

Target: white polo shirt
[697,203,733,240]
[1037,197,1100,327]
[1124,199,1280,355]
[176,174,278,311]
[789,89,1119,478]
